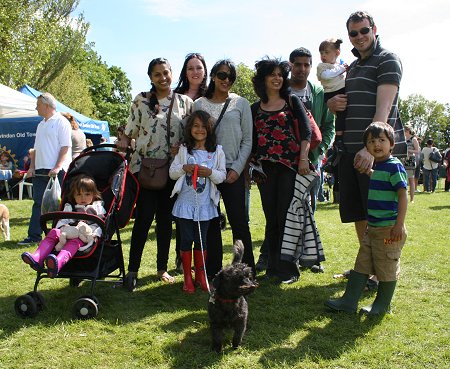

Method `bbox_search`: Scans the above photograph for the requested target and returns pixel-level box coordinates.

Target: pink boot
[45,238,83,278]
[21,229,60,271]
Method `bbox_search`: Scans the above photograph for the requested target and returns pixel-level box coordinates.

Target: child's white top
[316,62,346,93]
[170,145,226,217]
[55,201,105,250]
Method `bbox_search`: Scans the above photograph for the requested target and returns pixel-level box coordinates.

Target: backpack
[429,148,442,163]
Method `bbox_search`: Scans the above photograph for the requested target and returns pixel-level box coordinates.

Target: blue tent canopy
[19,84,110,141]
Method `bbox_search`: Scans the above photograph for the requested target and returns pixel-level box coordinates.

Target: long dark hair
[147,57,171,115]
[204,59,237,99]
[174,53,207,99]
[252,57,291,103]
[184,110,217,154]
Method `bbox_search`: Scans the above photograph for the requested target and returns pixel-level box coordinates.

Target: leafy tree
[73,45,132,132]
[399,94,449,147]
[0,0,88,89]
[232,63,257,104]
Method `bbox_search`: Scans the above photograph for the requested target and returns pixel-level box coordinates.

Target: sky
[76,0,450,105]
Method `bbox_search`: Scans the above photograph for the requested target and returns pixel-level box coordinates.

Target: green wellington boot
[325,270,369,313]
[360,280,397,315]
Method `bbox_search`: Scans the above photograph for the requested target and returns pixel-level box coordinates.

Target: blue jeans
[423,168,438,192]
[177,218,210,252]
[28,169,65,241]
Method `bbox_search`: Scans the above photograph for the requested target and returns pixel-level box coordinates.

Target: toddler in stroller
[21,175,105,278]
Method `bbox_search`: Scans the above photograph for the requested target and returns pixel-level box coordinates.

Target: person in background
[117,57,193,290]
[443,142,450,192]
[421,138,440,193]
[62,112,86,159]
[402,124,420,202]
[251,58,311,284]
[194,59,255,279]
[18,92,72,245]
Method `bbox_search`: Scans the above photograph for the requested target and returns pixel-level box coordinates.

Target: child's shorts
[354,225,407,281]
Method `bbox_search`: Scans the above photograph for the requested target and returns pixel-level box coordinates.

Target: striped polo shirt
[344,37,406,157]
[367,156,407,227]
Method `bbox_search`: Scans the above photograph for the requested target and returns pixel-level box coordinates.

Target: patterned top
[344,37,406,157]
[368,157,407,227]
[253,105,300,170]
[125,91,193,173]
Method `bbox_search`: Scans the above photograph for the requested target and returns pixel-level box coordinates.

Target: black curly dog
[208,240,257,353]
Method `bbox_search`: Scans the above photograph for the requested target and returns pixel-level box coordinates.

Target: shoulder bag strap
[165,93,176,158]
[213,97,231,132]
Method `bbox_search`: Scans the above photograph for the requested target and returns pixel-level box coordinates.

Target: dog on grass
[0,204,10,241]
[208,240,257,353]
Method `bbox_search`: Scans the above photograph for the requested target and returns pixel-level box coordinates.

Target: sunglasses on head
[216,71,232,81]
[348,26,372,38]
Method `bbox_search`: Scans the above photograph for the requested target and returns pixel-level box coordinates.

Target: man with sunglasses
[327,11,405,266]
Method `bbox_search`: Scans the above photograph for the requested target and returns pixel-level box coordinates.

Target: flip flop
[158,271,175,284]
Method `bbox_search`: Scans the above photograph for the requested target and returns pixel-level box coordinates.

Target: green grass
[0,184,449,369]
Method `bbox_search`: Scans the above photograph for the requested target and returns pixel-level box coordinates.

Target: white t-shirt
[421,146,440,170]
[34,113,72,171]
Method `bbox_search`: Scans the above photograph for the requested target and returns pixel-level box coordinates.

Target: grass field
[0,185,449,369]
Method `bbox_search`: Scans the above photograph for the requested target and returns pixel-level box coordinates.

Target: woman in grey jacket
[193,59,255,278]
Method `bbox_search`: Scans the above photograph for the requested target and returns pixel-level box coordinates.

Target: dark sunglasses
[348,26,372,38]
[216,71,231,81]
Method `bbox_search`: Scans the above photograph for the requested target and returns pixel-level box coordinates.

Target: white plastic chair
[19,173,33,200]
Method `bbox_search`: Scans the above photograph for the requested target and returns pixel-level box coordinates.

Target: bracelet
[300,158,308,161]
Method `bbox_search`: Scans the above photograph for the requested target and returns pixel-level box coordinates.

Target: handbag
[429,148,442,163]
[289,95,322,150]
[137,93,175,190]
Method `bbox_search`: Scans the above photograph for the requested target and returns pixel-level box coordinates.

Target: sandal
[157,271,175,284]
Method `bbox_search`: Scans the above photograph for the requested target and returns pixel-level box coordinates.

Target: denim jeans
[423,168,438,192]
[27,169,65,241]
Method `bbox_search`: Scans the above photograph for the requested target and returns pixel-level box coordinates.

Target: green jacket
[307,81,335,165]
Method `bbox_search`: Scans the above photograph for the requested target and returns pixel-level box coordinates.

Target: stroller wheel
[219,212,227,231]
[27,291,46,311]
[69,278,82,287]
[124,272,137,292]
[73,297,98,319]
[15,294,38,318]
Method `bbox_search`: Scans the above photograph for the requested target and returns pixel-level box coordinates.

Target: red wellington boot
[194,250,208,292]
[181,251,195,293]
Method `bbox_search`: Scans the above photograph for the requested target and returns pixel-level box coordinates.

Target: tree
[73,45,132,132]
[0,0,88,89]
[231,63,257,104]
[399,94,449,147]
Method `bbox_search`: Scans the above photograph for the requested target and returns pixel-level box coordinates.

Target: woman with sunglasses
[117,57,193,290]
[193,59,255,279]
[175,53,208,101]
[251,58,311,284]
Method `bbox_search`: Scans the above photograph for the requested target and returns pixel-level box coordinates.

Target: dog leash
[192,164,212,295]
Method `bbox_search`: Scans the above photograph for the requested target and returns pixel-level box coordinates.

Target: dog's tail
[232,240,244,264]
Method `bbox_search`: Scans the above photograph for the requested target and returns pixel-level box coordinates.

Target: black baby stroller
[15,145,139,319]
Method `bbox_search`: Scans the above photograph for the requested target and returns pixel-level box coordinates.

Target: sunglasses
[216,71,232,81]
[348,26,372,38]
